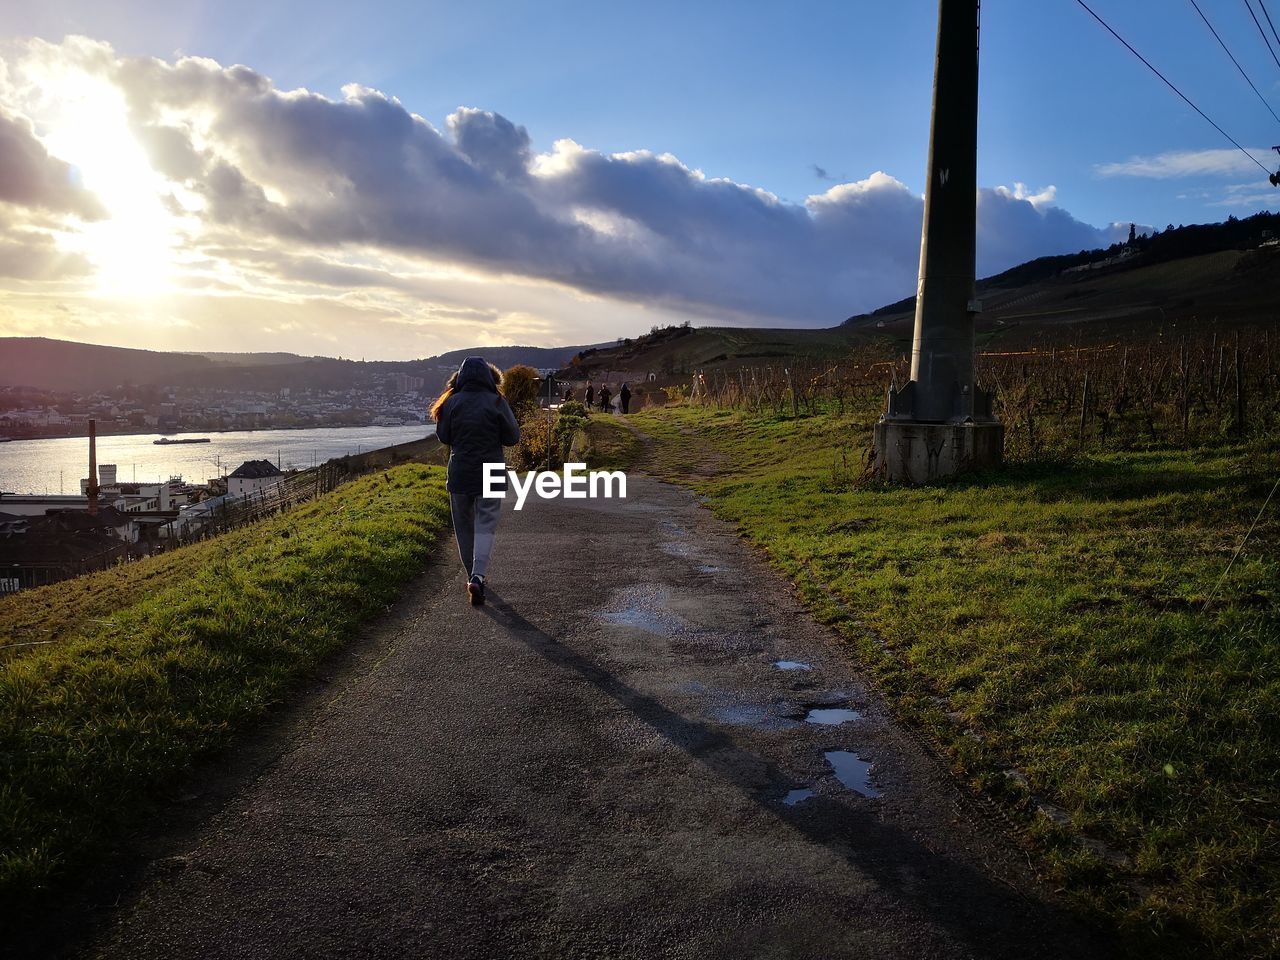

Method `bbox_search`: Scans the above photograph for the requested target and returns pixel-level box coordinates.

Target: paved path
[85,476,1111,960]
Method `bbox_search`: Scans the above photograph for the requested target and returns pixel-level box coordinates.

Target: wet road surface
[83,476,1113,959]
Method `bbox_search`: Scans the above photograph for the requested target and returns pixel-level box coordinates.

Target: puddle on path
[596,586,684,637]
[697,564,723,574]
[804,708,861,726]
[782,788,815,806]
[825,751,881,798]
[711,703,799,731]
[774,660,812,671]
[600,607,674,636]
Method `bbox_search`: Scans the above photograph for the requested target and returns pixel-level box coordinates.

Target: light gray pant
[450,493,502,579]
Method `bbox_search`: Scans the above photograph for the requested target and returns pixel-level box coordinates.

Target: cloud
[0,107,105,218]
[1209,182,1280,209]
[977,185,1132,269]
[0,227,93,280]
[991,181,1056,209]
[447,107,533,181]
[2,37,1139,339]
[1094,148,1268,179]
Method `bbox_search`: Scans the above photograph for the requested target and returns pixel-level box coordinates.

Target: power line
[1074,0,1272,176]
[1189,0,1280,126]
[1208,472,1280,603]
[1244,0,1280,72]
[1261,1,1280,56]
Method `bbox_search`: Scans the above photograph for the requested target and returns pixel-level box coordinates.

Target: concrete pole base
[872,420,1004,484]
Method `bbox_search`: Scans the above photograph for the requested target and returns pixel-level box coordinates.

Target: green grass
[619,404,1279,958]
[0,464,451,916]
[578,414,646,471]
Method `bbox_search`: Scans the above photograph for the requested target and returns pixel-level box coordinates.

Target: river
[0,424,435,494]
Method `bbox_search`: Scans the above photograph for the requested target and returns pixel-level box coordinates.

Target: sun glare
[32,67,179,298]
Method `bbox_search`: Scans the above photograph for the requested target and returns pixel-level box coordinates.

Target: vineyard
[678,323,1280,459]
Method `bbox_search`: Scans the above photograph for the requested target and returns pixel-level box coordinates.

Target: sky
[1,0,1279,360]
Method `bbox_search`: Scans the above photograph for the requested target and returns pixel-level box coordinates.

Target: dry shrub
[502,364,541,418]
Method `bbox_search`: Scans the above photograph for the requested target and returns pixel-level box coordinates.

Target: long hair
[430,372,458,421]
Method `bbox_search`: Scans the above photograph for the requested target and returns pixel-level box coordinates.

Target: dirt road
[83,476,1111,959]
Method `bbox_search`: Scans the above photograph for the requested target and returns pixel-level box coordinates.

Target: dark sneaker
[467,575,485,607]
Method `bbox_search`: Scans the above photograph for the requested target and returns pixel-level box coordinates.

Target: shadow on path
[479,590,1115,960]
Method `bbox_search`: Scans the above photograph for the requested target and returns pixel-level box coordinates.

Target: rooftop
[228,459,284,479]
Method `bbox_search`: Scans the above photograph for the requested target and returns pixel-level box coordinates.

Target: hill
[427,342,610,371]
[845,210,1280,347]
[845,245,1280,349]
[189,351,313,366]
[0,339,610,393]
[558,324,868,382]
[0,338,218,392]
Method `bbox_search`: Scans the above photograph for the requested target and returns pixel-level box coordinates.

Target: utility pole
[874,0,1003,482]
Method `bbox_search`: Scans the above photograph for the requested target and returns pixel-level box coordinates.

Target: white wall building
[227,459,285,498]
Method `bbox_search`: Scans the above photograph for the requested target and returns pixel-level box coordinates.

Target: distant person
[431,357,520,607]
[563,386,575,403]
[619,383,631,414]
[584,381,595,408]
[598,384,612,412]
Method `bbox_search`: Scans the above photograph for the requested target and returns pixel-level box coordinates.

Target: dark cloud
[447,107,532,181]
[0,109,105,219]
[86,46,1127,324]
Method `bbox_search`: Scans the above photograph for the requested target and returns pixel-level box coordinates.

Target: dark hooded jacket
[435,357,521,495]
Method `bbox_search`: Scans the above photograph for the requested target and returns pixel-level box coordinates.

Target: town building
[227,459,285,498]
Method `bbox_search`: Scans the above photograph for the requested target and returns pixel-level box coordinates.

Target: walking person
[584,381,595,409]
[431,357,520,606]
[619,382,631,414]
[598,384,612,413]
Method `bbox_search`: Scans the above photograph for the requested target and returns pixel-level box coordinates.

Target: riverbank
[601,404,1278,958]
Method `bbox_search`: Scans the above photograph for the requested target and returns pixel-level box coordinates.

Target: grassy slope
[617,405,1278,958]
[0,464,451,914]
